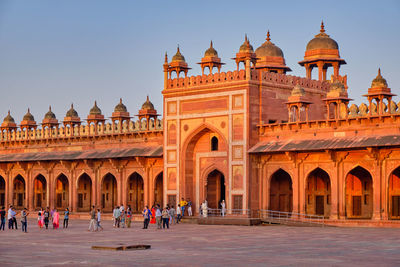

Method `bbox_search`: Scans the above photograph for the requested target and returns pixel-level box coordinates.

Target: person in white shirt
[176,204,182,223]
[221,200,226,217]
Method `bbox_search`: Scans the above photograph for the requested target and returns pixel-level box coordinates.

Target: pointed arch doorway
[206,170,226,209]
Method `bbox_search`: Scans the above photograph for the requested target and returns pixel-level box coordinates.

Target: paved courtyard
[1,219,400,266]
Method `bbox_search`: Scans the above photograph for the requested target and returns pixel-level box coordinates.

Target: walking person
[44,207,50,229]
[162,207,169,229]
[0,206,5,231]
[187,199,193,216]
[20,208,28,233]
[53,209,60,229]
[96,209,103,231]
[126,207,132,228]
[176,204,182,223]
[63,208,69,228]
[142,206,151,229]
[155,205,162,229]
[88,206,97,232]
[221,200,226,217]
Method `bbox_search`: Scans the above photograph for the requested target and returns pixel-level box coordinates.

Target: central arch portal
[206,170,225,209]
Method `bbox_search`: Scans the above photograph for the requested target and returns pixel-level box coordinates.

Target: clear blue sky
[0,0,399,122]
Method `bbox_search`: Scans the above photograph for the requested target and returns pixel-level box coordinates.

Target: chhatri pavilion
[1,22,400,223]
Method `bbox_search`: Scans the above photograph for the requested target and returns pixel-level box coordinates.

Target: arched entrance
[154,172,163,207]
[127,172,144,213]
[77,173,92,212]
[345,166,373,219]
[55,174,69,210]
[183,126,227,215]
[306,168,331,217]
[269,169,293,212]
[33,174,47,209]
[206,170,225,209]
[13,175,26,209]
[389,167,400,219]
[0,176,5,207]
[101,173,117,212]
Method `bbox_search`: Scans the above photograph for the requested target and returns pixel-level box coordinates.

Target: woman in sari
[38,208,44,228]
[52,209,60,229]
[150,205,156,224]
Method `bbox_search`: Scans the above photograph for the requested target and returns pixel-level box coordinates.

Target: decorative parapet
[0,118,163,142]
[166,69,330,92]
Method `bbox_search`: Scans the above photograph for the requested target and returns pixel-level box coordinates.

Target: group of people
[37,207,69,230]
[0,205,70,233]
[112,205,132,228]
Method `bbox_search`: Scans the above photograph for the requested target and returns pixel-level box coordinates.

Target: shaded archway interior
[206,169,225,209]
[56,174,69,210]
[13,175,26,209]
[127,172,144,213]
[101,173,117,212]
[269,169,293,212]
[77,173,92,212]
[34,174,47,209]
[389,167,400,219]
[306,168,331,217]
[154,172,163,208]
[345,166,373,219]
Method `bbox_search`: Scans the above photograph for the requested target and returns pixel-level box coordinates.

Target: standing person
[187,199,193,216]
[155,205,162,229]
[44,207,50,229]
[142,206,151,229]
[11,207,18,230]
[38,208,44,229]
[20,208,28,233]
[113,206,121,228]
[53,209,60,229]
[162,207,169,229]
[7,205,13,229]
[150,205,156,225]
[179,198,187,217]
[63,208,69,229]
[96,209,103,231]
[88,206,97,232]
[0,206,5,231]
[176,204,181,223]
[126,207,132,228]
[221,200,226,217]
[169,205,176,225]
[202,200,208,218]
[112,206,117,227]
[121,210,126,228]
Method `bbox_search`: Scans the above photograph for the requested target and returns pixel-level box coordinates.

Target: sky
[0,0,399,123]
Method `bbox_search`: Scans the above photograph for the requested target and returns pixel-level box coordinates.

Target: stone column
[71,170,77,212]
[372,162,381,220]
[7,172,12,208]
[317,62,324,81]
[330,161,339,219]
[121,168,127,208]
[144,167,150,207]
[27,171,33,211]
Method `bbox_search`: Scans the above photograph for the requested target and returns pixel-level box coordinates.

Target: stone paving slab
[0,219,400,266]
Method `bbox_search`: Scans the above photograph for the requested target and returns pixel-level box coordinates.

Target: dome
[306,22,339,51]
[291,84,305,97]
[255,31,284,58]
[371,68,388,88]
[66,104,79,117]
[141,96,154,110]
[239,35,254,53]
[204,41,218,57]
[329,81,346,93]
[3,111,15,123]
[171,46,186,62]
[89,101,102,115]
[23,108,35,121]
[44,106,56,119]
[114,98,127,113]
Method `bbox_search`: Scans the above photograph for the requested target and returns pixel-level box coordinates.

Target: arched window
[211,136,218,151]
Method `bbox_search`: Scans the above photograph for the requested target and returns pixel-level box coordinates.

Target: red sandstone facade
[0,22,399,222]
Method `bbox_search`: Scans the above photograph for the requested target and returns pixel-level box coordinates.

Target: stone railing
[167,69,246,89]
[167,69,330,92]
[0,118,163,142]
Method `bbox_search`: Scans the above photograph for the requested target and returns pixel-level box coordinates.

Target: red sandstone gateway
[0,22,399,224]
